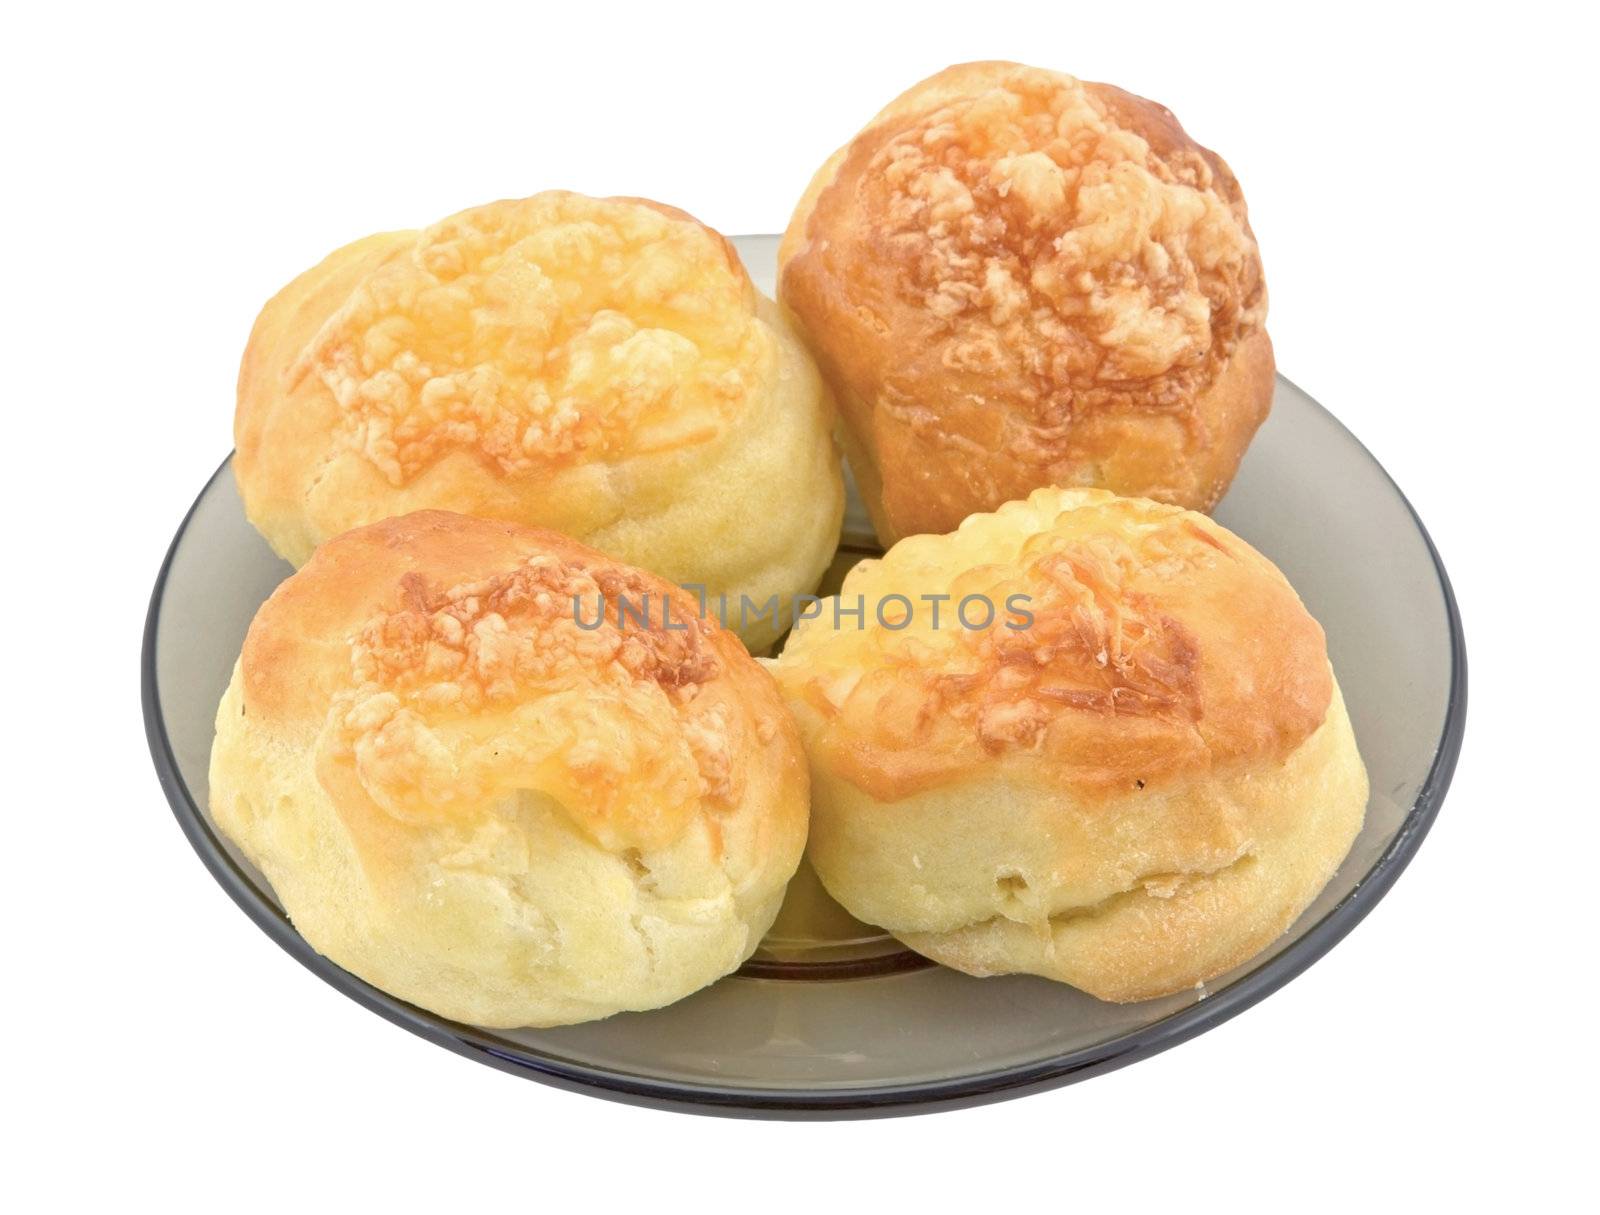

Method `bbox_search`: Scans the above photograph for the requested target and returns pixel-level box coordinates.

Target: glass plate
[142,235,1465,1118]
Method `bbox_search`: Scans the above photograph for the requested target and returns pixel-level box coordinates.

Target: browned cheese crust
[780,63,1273,543]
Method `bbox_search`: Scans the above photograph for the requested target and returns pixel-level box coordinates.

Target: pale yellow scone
[770,487,1367,1002]
[780,62,1273,545]
[236,191,843,652]
[210,511,808,1027]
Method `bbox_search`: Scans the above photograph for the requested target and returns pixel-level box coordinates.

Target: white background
[5,1,1594,1208]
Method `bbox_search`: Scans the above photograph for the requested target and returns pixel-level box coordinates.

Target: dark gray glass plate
[142,235,1464,1118]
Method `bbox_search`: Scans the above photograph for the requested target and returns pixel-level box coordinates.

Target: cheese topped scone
[210,511,808,1027]
[780,63,1272,544]
[237,191,843,651]
[771,488,1366,1002]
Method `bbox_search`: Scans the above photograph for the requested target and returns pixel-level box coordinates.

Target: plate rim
[142,376,1466,1120]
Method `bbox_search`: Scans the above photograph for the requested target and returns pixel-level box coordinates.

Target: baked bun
[237,190,842,651]
[779,62,1273,544]
[771,488,1366,1002]
[210,511,807,1027]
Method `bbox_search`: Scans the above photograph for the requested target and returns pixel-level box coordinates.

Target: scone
[779,62,1273,544]
[236,190,843,651]
[210,511,808,1027]
[770,488,1366,1002]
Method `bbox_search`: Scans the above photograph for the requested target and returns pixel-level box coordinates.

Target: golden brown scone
[780,62,1273,544]
[770,488,1366,1002]
[237,191,843,651]
[210,511,808,1027]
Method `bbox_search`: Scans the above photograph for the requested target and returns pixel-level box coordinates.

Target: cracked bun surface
[210,511,808,1027]
[770,488,1365,1002]
[779,62,1273,544]
[236,191,843,651]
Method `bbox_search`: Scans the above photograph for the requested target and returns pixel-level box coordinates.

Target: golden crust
[780,62,1272,543]
[237,191,843,651]
[211,511,808,1026]
[771,487,1366,1001]
[777,489,1331,800]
